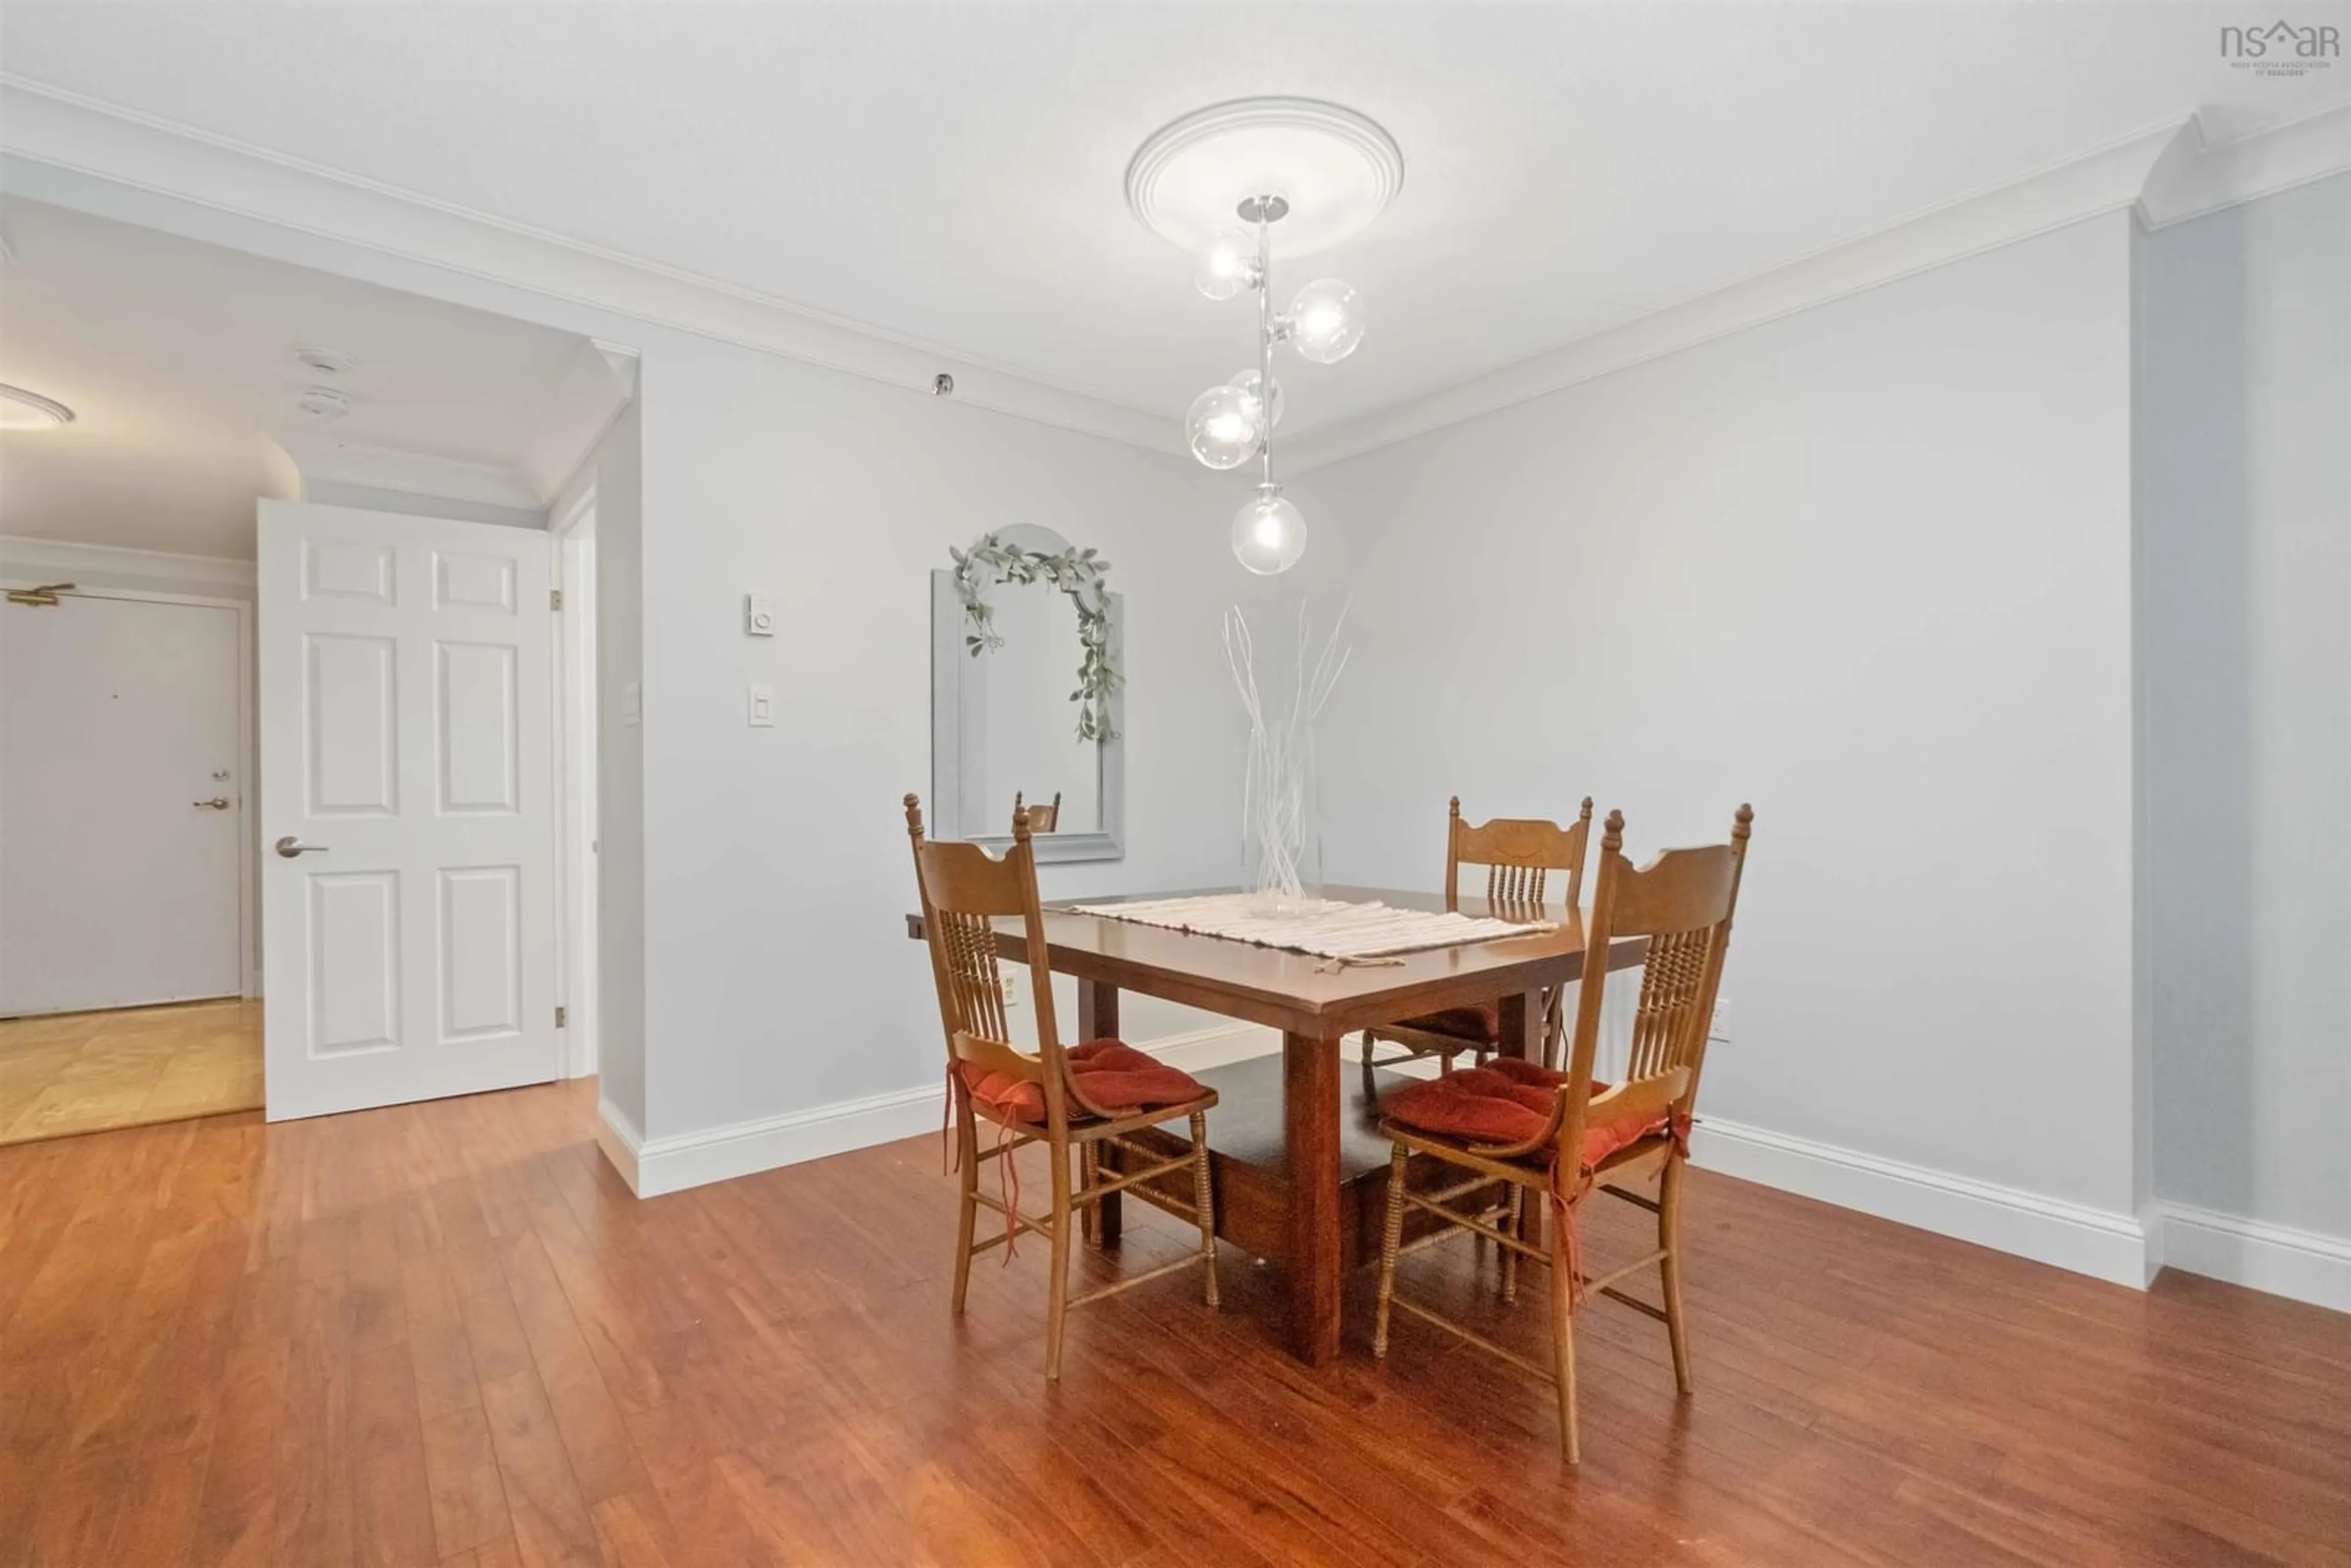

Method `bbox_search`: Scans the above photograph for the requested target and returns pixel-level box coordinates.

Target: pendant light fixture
[1128,99,1401,575]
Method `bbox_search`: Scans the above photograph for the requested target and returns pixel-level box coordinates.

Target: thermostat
[745,593,775,636]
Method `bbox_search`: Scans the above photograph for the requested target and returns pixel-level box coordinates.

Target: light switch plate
[744,593,775,637]
[747,683,775,727]
[620,681,641,727]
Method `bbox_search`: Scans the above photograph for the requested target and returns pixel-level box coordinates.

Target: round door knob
[274,836,328,857]
[193,797,231,809]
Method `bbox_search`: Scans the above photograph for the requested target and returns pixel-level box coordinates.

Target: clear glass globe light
[1227,368,1284,431]
[1231,486,1308,575]
[1186,383,1261,470]
[1194,230,1258,301]
[1287,278,1365,364]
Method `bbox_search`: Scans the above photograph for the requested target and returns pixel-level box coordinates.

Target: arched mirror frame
[929,523,1125,863]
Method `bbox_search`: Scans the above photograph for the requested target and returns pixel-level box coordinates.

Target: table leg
[1079,978,1121,1247]
[1495,987,1547,1250]
[1496,986,1545,1064]
[1283,1029,1343,1365]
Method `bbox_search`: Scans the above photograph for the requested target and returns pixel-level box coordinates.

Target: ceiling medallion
[0,383,76,431]
[1125,97,1404,260]
[1129,99,1398,574]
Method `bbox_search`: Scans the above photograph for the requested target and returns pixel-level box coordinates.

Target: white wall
[1292,216,2143,1234]
[632,338,1243,1143]
[2137,176,2351,1269]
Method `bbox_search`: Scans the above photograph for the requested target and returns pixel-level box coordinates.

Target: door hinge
[555,1005,568,1028]
[550,588,563,611]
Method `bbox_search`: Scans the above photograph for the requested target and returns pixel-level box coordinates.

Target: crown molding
[6,77,2342,482]
[0,533,258,583]
[1286,106,2351,473]
[2138,102,2351,229]
[275,433,544,514]
[0,77,1179,457]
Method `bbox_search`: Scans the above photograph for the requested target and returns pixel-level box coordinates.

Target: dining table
[906,884,1648,1365]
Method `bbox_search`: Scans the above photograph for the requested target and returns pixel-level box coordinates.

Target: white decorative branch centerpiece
[1223,601,1349,914]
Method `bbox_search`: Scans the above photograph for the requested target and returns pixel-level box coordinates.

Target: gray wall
[591,404,649,1137]
[632,334,1243,1141]
[1292,215,2143,1219]
[2137,174,2351,1244]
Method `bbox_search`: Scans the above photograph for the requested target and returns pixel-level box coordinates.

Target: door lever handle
[193,797,231,809]
[274,836,328,857]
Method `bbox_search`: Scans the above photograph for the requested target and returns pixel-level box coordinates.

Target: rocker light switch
[747,684,775,727]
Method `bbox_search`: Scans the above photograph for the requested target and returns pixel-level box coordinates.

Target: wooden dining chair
[1372,804,1753,1462]
[1359,796,1593,1090]
[905,794,1218,1379]
[1012,790,1062,832]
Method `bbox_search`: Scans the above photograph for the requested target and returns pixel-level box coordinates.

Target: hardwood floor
[0,999,262,1147]
[0,1075,2344,1566]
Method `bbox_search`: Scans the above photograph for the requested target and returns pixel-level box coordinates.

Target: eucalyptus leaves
[949,532,1120,741]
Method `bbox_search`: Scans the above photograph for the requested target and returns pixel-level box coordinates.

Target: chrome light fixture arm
[1255,207,1276,490]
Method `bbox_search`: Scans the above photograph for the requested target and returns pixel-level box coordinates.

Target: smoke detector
[295,347,354,375]
[296,386,351,419]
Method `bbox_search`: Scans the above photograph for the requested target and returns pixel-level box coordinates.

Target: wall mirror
[931,523,1123,862]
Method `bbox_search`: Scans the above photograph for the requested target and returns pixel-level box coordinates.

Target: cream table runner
[1065,892,1551,961]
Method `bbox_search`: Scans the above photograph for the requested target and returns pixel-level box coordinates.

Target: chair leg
[1501,1185,1524,1304]
[1044,1138,1073,1381]
[1660,1154,1693,1395]
[1359,1032,1381,1097]
[1548,1210,1581,1465]
[1079,1144,1100,1248]
[1188,1111,1220,1308]
[950,1093,979,1315]
[1373,1142,1409,1359]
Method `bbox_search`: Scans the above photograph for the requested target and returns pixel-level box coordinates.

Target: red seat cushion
[1382,1056,1665,1168]
[960,1038,1206,1123]
[1385,1000,1501,1045]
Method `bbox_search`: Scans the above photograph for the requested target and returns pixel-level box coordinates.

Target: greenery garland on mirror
[950,532,1120,741]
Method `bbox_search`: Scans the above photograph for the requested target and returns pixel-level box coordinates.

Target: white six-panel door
[259,501,558,1120]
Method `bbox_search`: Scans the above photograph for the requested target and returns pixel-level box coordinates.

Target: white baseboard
[599,1023,1280,1198]
[594,1098,643,1195]
[1691,1116,2154,1289]
[1145,1022,1281,1070]
[620,1081,944,1199]
[602,1032,2347,1317]
[2150,1201,2351,1313]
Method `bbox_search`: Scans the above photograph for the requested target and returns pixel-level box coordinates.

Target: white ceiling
[2,4,2345,446]
[0,198,603,557]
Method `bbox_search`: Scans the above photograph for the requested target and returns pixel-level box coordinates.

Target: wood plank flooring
[1,1075,2345,1566]
[0,999,262,1147]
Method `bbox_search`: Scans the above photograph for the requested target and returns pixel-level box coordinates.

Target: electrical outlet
[999,973,1020,1008]
[1709,998,1730,1040]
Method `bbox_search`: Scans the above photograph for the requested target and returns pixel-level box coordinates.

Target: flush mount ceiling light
[296,386,351,419]
[1128,99,1400,574]
[295,346,354,375]
[0,383,76,430]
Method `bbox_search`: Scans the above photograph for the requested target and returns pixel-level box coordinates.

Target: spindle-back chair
[906,794,1217,1378]
[1372,804,1753,1461]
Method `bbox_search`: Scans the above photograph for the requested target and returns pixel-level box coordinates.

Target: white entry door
[260,501,558,1120]
[0,591,245,1015]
